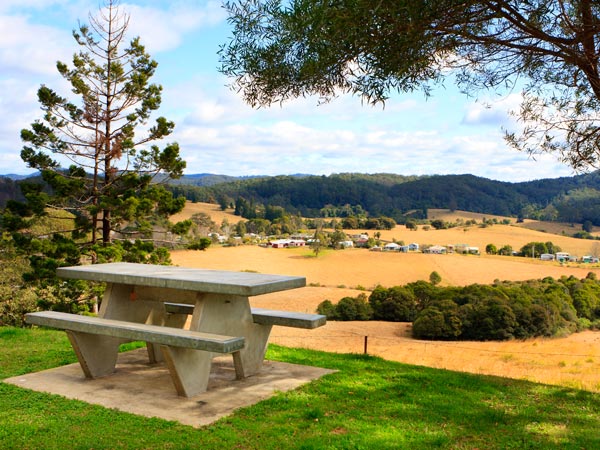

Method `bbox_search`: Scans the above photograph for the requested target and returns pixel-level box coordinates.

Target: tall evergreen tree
[18,0,185,249]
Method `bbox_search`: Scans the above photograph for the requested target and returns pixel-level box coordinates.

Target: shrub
[429,271,442,286]
[316,294,373,321]
[369,286,417,321]
[412,300,462,340]
[316,300,338,319]
[335,294,373,320]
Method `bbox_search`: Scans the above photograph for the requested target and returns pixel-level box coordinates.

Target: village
[260,234,600,263]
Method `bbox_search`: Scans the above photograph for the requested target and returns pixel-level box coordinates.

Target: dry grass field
[429,208,600,240]
[170,202,600,392]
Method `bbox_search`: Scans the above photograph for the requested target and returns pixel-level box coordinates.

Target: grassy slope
[1,327,599,449]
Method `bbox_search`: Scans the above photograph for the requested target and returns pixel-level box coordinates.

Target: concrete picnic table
[54,262,310,396]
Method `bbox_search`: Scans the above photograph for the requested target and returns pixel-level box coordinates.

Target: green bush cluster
[317,274,600,341]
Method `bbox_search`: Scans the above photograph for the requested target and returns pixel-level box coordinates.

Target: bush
[316,294,373,321]
[316,300,338,319]
[369,286,417,321]
[0,287,39,327]
[187,237,211,251]
[335,294,373,320]
[412,300,462,340]
[429,271,442,286]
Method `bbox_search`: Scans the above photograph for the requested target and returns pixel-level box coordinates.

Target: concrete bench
[164,303,326,329]
[25,311,245,397]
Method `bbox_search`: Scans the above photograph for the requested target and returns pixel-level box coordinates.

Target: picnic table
[25,262,326,397]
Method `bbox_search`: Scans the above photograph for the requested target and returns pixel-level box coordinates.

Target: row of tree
[317,274,600,341]
[162,172,600,227]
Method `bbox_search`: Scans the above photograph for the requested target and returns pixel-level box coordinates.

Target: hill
[7,170,600,227]
[168,171,600,226]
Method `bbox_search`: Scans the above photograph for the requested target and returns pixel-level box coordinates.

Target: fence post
[364,335,368,354]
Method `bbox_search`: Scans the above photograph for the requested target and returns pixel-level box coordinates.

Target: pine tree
[18,0,185,251]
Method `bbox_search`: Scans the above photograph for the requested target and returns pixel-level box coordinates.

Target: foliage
[322,274,600,341]
[485,243,497,255]
[0,1,188,317]
[412,300,462,340]
[7,0,185,250]
[368,285,417,322]
[221,1,600,171]
[164,171,600,226]
[317,294,372,320]
[519,241,561,257]
[429,271,442,286]
[187,237,212,251]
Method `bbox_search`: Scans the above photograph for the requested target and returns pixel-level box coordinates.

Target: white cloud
[0,15,75,76]
[461,94,521,127]
[124,1,225,52]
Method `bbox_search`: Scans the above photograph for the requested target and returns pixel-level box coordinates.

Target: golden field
[170,203,600,392]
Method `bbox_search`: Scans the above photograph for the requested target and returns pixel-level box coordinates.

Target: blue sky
[0,0,577,182]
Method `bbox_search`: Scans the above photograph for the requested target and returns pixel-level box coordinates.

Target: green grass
[1,327,599,449]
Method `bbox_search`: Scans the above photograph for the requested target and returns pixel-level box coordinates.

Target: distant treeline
[166,172,600,225]
[6,171,600,225]
[317,274,600,341]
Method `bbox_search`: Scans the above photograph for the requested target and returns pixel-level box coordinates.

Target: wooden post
[364,335,368,354]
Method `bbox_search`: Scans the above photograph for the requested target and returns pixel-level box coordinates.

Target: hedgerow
[317,273,600,341]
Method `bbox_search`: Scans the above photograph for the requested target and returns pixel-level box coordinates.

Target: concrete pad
[4,348,335,428]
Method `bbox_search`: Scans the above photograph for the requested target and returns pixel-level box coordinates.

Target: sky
[0,0,579,183]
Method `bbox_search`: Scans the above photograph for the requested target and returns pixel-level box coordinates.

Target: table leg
[66,331,121,378]
[190,294,273,376]
[160,345,213,397]
[100,283,176,363]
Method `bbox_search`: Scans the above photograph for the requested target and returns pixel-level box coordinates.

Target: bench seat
[25,310,246,397]
[251,308,326,329]
[25,311,245,353]
[164,303,326,329]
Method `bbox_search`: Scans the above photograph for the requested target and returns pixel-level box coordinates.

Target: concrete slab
[4,348,335,428]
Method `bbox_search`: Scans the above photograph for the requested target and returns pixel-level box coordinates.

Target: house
[540,253,555,261]
[555,252,570,262]
[384,242,401,251]
[339,240,354,248]
[453,244,470,254]
[268,239,306,248]
[408,243,420,251]
[426,245,447,254]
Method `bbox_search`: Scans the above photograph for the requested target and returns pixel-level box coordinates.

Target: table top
[57,262,306,296]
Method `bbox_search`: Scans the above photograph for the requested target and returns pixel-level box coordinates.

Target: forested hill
[169,171,600,224]
[5,171,600,225]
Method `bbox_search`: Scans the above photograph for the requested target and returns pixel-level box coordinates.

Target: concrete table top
[57,262,306,296]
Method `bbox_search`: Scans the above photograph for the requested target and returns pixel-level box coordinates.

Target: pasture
[170,203,600,392]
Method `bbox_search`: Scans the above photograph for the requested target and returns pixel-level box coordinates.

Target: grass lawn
[1,326,599,449]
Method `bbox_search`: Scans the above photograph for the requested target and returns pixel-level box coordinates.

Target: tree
[430,219,446,230]
[429,271,442,286]
[485,243,498,255]
[220,1,600,170]
[310,222,328,257]
[519,241,549,258]
[405,220,417,231]
[329,228,348,248]
[16,0,185,250]
[369,285,417,321]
